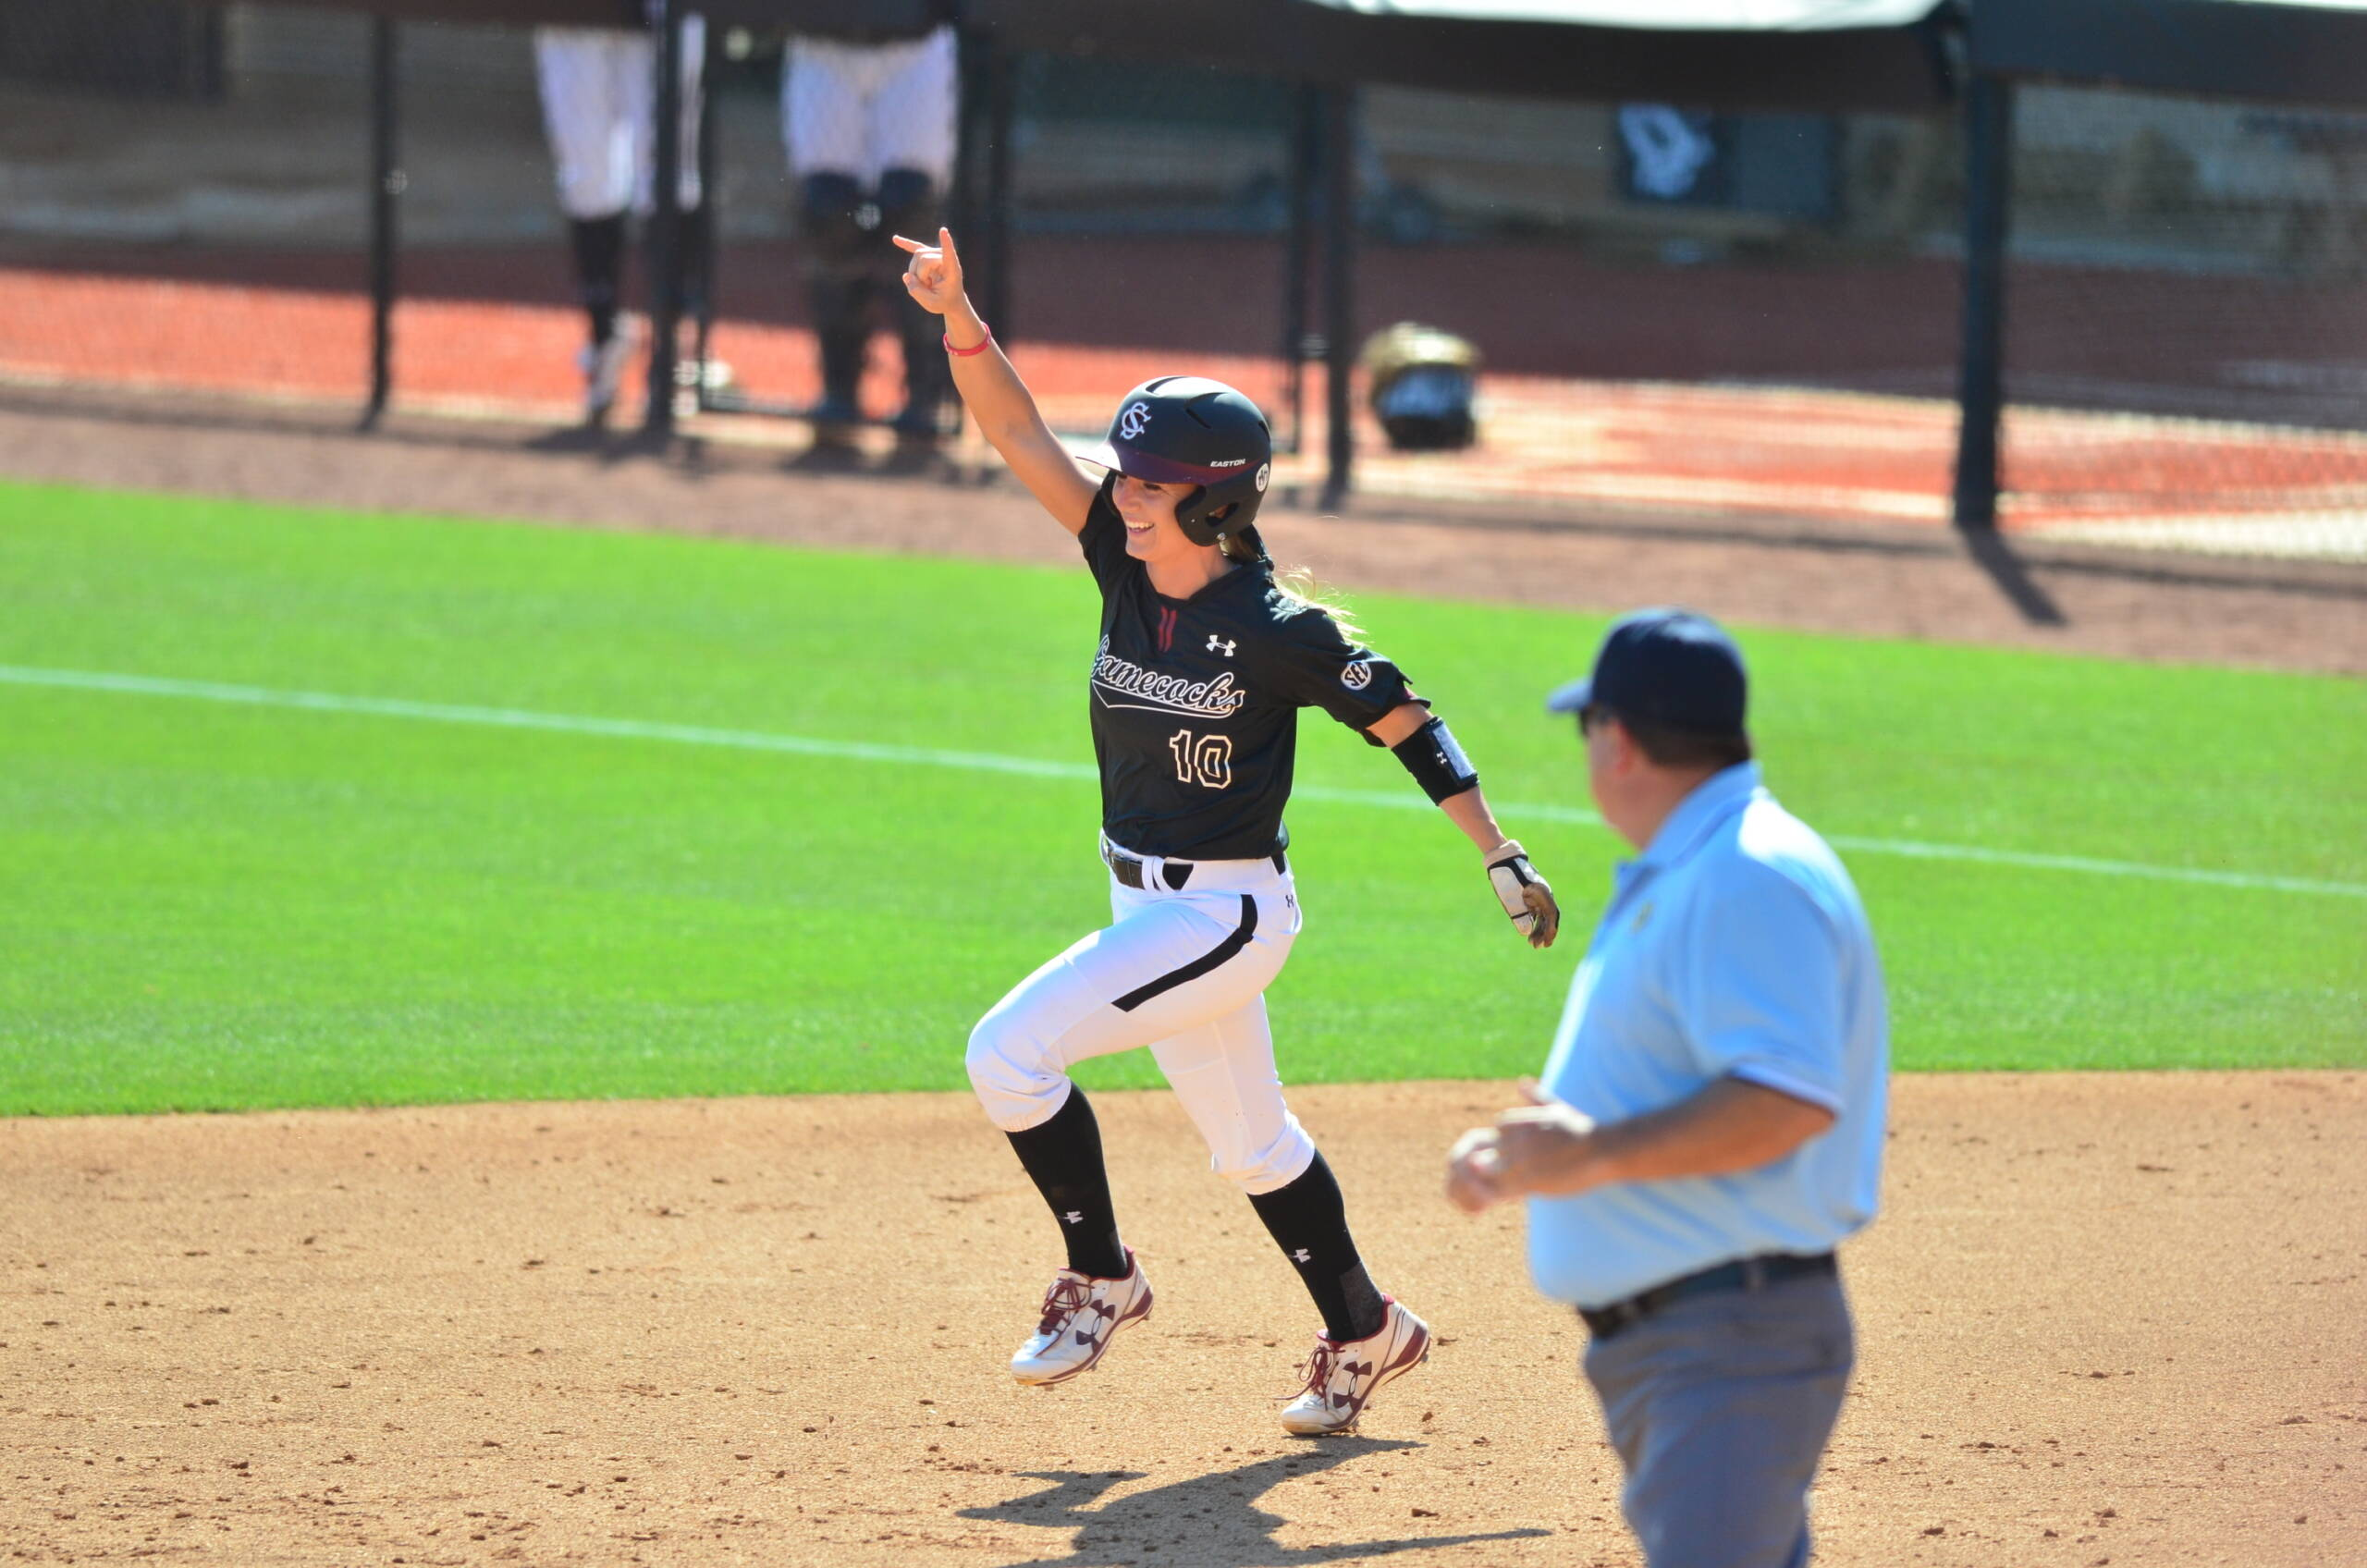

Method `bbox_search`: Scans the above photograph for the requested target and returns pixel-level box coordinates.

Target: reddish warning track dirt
[6,240,2367,537]
[4,1075,2361,1566]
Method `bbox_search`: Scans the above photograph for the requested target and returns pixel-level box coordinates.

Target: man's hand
[1444,1126,1510,1214]
[893,227,964,317]
[1446,1082,1604,1213]
[1493,1084,1606,1193]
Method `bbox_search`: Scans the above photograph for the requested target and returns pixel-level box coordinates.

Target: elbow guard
[1392,715,1479,804]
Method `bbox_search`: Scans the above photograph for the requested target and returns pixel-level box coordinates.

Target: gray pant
[1582,1269,1855,1568]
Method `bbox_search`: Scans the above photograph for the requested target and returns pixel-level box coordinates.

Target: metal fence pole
[1951,71,2014,530]
[1319,83,1357,511]
[951,28,982,250]
[691,17,717,399]
[979,38,1014,344]
[1281,82,1318,457]
[642,0,684,440]
[362,14,399,429]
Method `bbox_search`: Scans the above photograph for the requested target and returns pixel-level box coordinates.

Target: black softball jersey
[1078,475,1418,862]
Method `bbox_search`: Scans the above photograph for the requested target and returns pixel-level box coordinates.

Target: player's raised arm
[894,228,1098,534]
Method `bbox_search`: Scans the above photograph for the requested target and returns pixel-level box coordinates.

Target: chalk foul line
[2,664,2358,900]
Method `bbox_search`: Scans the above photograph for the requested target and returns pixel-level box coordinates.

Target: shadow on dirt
[958,1438,1554,1567]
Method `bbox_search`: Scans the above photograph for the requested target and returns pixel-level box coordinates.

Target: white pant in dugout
[966,845,1316,1197]
[782,27,959,185]
[533,23,706,220]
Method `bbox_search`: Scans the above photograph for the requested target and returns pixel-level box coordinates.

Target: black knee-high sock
[569,214,628,346]
[675,201,714,321]
[1004,1088,1128,1280]
[1248,1151,1388,1342]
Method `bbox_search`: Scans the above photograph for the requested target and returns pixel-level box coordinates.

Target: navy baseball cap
[1546,607,1748,735]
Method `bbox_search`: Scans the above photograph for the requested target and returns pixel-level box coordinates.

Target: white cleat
[674,355,737,395]
[1280,1297,1431,1436]
[1009,1251,1153,1387]
[579,317,642,423]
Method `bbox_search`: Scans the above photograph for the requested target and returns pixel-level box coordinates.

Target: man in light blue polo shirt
[1447,607,1888,1568]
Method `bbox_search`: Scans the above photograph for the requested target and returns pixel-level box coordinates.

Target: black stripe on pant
[1111,895,1257,1013]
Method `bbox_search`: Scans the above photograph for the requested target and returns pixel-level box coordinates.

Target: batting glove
[1484,839,1560,949]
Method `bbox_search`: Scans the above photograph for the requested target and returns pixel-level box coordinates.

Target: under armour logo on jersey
[1208,635,1235,657]
[1292,1248,1312,1263]
[1063,1211,1085,1225]
[1118,401,1152,440]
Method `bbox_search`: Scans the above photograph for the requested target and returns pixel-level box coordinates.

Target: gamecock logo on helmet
[1118,401,1152,440]
[1255,462,1270,493]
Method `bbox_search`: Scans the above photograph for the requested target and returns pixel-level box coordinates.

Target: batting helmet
[1076,375,1272,546]
[1358,322,1480,451]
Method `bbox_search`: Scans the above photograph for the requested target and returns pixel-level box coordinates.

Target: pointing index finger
[889,233,929,254]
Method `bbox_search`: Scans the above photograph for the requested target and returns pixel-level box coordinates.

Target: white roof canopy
[1302,1,1944,30]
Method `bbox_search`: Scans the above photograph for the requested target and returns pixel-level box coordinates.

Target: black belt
[1102,845,1286,891]
[1579,1252,1836,1341]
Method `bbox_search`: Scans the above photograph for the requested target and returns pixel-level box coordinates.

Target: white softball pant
[781,26,958,186]
[966,841,1317,1197]
[533,22,705,221]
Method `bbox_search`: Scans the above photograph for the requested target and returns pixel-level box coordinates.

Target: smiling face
[1112,472,1216,569]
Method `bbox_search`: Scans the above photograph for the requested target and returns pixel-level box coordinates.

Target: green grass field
[1,479,2361,1114]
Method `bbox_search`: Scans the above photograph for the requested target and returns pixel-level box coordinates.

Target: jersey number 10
[1168,729,1233,790]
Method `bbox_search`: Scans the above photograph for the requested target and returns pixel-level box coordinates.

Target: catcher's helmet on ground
[1359,322,1480,451]
[1075,375,1273,545]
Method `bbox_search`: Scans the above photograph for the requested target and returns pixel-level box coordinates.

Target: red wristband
[944,324,993,357]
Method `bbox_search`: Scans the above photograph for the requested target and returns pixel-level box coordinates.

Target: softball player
[782,7,958,440]
[532,3,708,423]
[896,227,1564,1436]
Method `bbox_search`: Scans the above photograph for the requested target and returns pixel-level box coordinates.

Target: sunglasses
[1577,704,1612,738]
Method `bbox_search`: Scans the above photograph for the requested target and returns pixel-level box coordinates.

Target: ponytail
[1217,520,1363,642]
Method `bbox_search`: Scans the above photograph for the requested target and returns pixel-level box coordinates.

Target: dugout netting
[0,3,695,424]
[1993,83,2367,557]
[3,4,2361,562]
[0,3,927,435]
[1267,87,1971,524]
[983,50,1309,460]
[0,4,379,410]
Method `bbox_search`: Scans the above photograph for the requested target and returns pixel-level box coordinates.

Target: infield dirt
[5,386,2363,1567]
[5,1072,2361,1567]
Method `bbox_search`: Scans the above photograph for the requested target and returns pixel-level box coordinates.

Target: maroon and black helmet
[1076,375,1273,546]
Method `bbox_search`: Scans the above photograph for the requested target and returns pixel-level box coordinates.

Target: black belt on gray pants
[1103,845,1286,891]
[1580,1252,1836,1341]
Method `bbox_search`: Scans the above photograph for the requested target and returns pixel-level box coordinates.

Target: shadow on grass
[958,1438,1553,1567]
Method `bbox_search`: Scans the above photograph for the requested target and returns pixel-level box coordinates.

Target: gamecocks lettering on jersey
[1073,475,1413,861]
[1091,637,1249,718]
